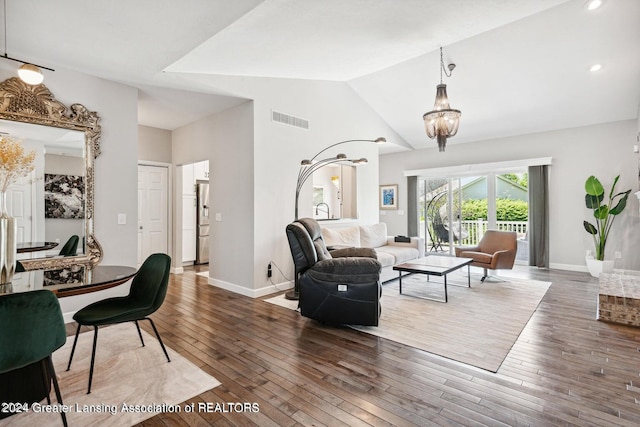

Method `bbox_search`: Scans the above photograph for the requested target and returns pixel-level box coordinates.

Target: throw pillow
[360,223,388,248]
[321,226,361,247]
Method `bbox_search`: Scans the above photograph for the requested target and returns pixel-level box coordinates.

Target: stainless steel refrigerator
[196,181,210,264]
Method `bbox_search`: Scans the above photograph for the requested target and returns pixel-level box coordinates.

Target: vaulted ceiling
[3,0,639,153]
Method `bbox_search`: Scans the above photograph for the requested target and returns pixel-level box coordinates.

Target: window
[419,171,529,264]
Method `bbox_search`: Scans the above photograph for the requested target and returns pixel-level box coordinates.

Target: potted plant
[583,175,631,277]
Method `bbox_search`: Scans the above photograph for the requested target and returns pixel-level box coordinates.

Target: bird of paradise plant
[583,175,631,261]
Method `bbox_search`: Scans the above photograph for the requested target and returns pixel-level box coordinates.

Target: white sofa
[321,223,424,282]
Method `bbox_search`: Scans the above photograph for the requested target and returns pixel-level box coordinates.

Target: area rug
[265,273,551,372]
[3,323,221,427]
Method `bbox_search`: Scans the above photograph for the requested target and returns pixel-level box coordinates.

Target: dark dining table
[1,264,137,296]
[0,264,138,418]
[16,241,59,253]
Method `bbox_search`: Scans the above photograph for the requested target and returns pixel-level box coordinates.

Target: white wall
[139,125,172,163]
[172,101,255,291]
[250,78,403,297]
[379,120,640,271]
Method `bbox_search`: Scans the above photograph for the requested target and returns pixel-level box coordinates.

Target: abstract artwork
[380,184,398,210]
[44,174,85,219]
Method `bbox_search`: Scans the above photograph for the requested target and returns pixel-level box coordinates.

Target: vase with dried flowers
[0,135,35,285]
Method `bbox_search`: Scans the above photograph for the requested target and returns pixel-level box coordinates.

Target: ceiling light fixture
[585,0,603,11]
[589,63,603,72]
[1,0,54,85]
[423,47,461,152]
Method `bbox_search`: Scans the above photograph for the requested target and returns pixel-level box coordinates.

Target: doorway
[137,164,169,266]
[180,160,209,265]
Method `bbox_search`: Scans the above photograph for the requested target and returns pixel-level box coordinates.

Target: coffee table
[392,255,473,302]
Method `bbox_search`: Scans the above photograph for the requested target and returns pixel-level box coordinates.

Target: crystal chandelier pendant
[422,47,461,152]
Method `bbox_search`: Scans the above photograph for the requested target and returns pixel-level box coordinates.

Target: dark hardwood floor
[108,265,640,426]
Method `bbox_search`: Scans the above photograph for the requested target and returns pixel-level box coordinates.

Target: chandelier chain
[440,46,452,82]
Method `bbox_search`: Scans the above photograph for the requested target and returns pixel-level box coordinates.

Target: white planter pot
[585,257,614,278]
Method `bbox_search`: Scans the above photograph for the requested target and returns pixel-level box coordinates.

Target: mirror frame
[0,77,102,270]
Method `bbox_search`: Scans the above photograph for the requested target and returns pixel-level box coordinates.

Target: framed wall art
[379,184,398,210]
[44,174,85,219]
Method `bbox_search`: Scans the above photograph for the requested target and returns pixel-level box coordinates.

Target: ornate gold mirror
[0,77,101,270]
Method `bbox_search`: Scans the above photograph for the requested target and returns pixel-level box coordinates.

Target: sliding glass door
[420,177,449,252]
[419,171,529,263]
[495,172,529,264]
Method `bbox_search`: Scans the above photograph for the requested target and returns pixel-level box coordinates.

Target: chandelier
[423,47,461,152]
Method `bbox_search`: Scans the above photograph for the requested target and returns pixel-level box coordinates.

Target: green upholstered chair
[58,235,79,257]
[0,290,68,427]
[66,253,172,394]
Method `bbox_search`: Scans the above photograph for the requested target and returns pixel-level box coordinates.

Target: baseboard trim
[549,262,639,276]
[62,311,77,324]
[171,266,184,274]
[207,278,293,298]
[549,263,588,273]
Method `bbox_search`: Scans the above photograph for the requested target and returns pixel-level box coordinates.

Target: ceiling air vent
[272,110,309,130]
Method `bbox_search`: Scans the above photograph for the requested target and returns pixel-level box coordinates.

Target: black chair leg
[87,326,99,394]
[39,359,51,404]
[46,356,68,427]
[134,320,146,347]
[66,324,81,371]
[146,318,170,363]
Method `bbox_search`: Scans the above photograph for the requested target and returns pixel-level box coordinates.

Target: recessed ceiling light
[585,0,603,11]
[589,64,603,72]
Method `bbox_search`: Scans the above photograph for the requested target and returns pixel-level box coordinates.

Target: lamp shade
[18,63,44,85]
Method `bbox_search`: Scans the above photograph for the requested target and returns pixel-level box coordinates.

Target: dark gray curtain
[528,165,549,268]
[407,176,418,237]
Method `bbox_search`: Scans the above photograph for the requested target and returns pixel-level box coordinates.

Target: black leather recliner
[286,218,382,326]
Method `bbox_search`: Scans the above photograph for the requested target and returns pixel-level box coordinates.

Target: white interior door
[7,178,34,243]
[137,165,168,266]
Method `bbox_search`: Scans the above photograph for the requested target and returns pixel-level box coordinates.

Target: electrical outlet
[615,251,622,259]
[267,263,272,278]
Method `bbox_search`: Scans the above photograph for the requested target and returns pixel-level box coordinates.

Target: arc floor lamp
[294,137,386,220]
[287,136,386,300]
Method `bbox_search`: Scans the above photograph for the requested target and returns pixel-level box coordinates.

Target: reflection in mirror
[0,77,101,270]
[0,119,85,259]
[312,164,357,220]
